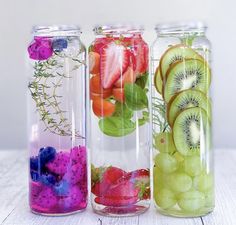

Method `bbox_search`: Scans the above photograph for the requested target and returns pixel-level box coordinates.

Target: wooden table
[0,149,235,225]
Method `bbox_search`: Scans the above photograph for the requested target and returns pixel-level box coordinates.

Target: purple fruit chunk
[54,180,70,196]
[30,156,39,171]
[63,163,85,185]
[39,146,56,166]
[63,186,84,208]
[41,174,56,186]
[71,146,86,165]
[46,151,70,175]
[35,186,58,209]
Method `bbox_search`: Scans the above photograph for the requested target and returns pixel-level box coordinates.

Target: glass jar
[27,25,87,215]
[151,22,214,217]
[88,25,151,216]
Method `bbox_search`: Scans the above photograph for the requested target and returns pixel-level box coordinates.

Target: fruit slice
[90,75,112,99]
[91,165,126,196]
[154,132,176,154]
[173,107,210,156]
[112,88,125,103]
[92,98,115,117]
[160,44,203,79]
[100,42,130,88]
[89,52,100,74]
[114,67,136,88]
[154,67,163,94]
[167,89,211,126]
[163,59,211,103]
[95,196,138,207]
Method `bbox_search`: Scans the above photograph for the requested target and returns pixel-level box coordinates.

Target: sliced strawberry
[91,38,113,53]
[114,67,136,88]
[89,52,100,74]
[112,88,125,103]
[133,38,149,76]
[95,196,138,207]
[100,42,130,89]
[91,166,126,196]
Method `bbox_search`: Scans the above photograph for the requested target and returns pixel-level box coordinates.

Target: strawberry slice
[91,165,126,196]
[133,38,149,76]
[100,42,130,89]
[95,196,138,207]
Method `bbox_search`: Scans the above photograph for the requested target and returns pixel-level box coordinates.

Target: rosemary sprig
[152,96,170,132]
[28,51,85,139]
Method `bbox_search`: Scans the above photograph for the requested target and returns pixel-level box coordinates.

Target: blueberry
[52,38,68,52]
[41,174,56,186]
[39,146,56,165]
[30,156,39,171]
[54,180,70,196]
[30,171,40,182]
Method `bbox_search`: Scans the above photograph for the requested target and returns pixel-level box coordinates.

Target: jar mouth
[93,24,144,35]
[32,25,81,37]
[155,21,207,34]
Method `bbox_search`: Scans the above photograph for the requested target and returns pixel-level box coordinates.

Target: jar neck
[32,25,81,37]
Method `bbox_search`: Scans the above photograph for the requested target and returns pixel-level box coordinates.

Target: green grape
[183,155,203,176]
[153,166,169,192]
[168,172,192,193]
[173,151,184,163]
[205,190,215,207]
[154,132,176,154]
[155,153,178,173]
[193,173,213,192]
[178,190,205,212]
[154,188,177,209]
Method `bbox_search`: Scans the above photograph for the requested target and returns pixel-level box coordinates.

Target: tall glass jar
[151,22,214,217]
[88,25,151,216]
[27,25,87,215]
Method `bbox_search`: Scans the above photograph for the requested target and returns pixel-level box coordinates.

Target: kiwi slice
[163,59,211,103]
[160,44,203,80]
[154,67,163,94]
[167,90,211,126]
[173,107,210,156]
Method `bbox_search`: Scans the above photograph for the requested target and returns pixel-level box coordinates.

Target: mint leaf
[99,117,136,137]
[138,111,149,126]
[113,102,133,119]
[135,73,148,89]
[124,83,148,111]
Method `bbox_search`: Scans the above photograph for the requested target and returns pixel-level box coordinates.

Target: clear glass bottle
[151,22,214,217]
[88,25,151,216]
[27,25,87,215]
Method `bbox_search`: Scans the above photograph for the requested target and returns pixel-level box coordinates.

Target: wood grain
[0,149,235,225]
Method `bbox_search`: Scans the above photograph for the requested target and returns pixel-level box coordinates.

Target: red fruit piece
[95,196,138,207]
[89,52,100,74]
[133,38,149,76]
[92,98,115,117]
[112,88,125,103]
[45,151,70,176]
[92,38,113,53]
[91,166,126,196]
[114,67,136,88]
[100,42,130,88]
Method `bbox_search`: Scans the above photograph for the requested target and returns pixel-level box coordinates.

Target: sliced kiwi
[154,67,163,94]
[173,107,210,156]
[160,44,203,80]
[163,59,211,103]
[167,90,211,127]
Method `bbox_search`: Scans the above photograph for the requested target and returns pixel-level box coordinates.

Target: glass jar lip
[32,25,82,37]
[155,21,207,34]
[93,24,144,35]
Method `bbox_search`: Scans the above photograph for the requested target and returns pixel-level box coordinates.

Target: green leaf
[99,117,136,137]
[135,73,148,89]
[124,83,148,111]
[113,102,133,119]
[138,111,149,126]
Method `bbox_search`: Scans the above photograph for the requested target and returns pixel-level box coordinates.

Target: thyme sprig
[28,51,85,139]
[152,96,170,132]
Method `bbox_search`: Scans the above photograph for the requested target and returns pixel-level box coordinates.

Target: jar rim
[93,24,144,35]
[32,25,82,37]
[155,21,207,34]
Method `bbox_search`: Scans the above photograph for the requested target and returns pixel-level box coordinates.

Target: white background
[0,0,235,149]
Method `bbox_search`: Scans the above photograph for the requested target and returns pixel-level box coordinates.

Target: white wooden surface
[0,149,235,225]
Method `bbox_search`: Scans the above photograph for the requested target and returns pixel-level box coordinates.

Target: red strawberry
[95,196,138,207]
[91,38,114,53]
[133,38,149,76]
[100,42,130,88]
[91,165,126,196]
